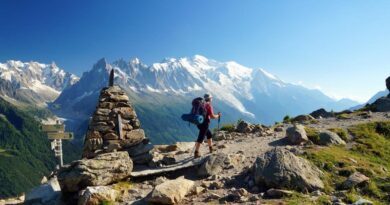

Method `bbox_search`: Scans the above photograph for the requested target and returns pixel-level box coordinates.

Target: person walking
[194,93,221,158]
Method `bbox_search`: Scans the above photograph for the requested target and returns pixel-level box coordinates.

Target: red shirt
[205,103,214,123]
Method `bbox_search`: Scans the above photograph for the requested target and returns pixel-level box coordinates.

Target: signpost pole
[54,139,63,167]
[42,121,72,169]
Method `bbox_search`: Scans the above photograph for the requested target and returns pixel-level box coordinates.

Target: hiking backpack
[181,97,207,125]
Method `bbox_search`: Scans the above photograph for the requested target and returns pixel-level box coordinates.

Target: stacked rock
[82,69,154,165]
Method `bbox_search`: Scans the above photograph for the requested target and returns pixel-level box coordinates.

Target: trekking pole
[217,113,221,131]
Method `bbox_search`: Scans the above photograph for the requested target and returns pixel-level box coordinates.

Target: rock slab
[253,147,324,192]
[78,186,119,205]
[147,177,195,204]
[58,151,133,192]
[25,177,61,205]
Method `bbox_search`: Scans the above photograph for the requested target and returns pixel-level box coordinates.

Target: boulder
[253,147,324,192]
[78,186,118,205]
[57,152,133,192]
[286,124,308,145]
[274,127,284,132]
[292,115,315,123]
[225,153,246,169]
[342,172,369,189]
[147,177,195,204]
[252,124,264,133]
[132,151,154,164]
[25,177,61,205]
[197,153,228,177]
[213,131,227,141]
[236,121,254,133]
[318,130,346,146]
[370,97,390,112]
[126,142,154,157]
[310,108,334,119]
[266,188,293,198]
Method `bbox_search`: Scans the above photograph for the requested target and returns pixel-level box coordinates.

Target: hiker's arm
[208,104,221,119]
[211,112,221,119]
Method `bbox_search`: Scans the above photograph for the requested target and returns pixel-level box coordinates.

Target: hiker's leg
[206,128,213,152]
[206,128,212,146]
[195,124,207,157]
[195,142,201,151]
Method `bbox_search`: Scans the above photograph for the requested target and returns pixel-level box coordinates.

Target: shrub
[283,115,291,123]
[220,124,236,132]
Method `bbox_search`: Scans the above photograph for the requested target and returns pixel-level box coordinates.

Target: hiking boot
[209,146,213,154]
[194,150,200,158]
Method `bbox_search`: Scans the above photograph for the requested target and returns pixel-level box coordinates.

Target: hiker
[194,93,221,158]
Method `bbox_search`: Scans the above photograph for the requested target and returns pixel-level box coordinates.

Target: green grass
[112,181,132,191]
[101,201,115,205]
[304,126,320,144]
[336,113,352,120]
[285,192,331,205]
[302,121,390,204]
[328,127,349,142]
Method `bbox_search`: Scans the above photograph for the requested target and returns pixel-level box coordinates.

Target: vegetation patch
[219,123,236,132]
[336,113,352,120]
[284,192,331,205]
[112,181,132,191]
[283,115,291,123]
[303,121,390,204]
[304,127,320,144]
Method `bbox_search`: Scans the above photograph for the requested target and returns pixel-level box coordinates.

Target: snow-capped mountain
[53,55,359,144]
[0,60,79,106]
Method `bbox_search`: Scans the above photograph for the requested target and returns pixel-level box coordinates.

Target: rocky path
[121,112,390,204]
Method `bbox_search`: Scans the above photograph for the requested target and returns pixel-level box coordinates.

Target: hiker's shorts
[196,122,212,143]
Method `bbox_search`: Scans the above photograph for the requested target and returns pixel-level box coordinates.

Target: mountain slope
[350,89,389,110]
[52,56,358,144]
[0,60,79,107]
[0,98,80,198]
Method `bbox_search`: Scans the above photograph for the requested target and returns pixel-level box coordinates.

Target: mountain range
[49,55,359,143]
[0,60,78,107]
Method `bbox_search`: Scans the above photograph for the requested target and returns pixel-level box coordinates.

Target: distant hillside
[350,89,389,110]
[0,98,78,198]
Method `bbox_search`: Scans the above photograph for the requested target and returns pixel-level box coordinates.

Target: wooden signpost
[41,121,73,168]
[47,132,73,140]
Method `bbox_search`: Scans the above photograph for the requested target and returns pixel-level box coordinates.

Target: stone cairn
[82,69,154,165]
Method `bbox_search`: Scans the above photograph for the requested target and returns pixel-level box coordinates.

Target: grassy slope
[302,121,390,204]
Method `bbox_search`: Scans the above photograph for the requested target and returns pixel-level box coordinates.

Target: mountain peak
[92,58,110,73]
[130,57,141,65]
[192,54,208,62]
[96,58,108,66]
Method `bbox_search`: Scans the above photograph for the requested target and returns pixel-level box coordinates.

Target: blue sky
[0,0,389,102]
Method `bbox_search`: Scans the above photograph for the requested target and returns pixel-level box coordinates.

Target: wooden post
[41,121,73,168]
[109,69,114,87]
